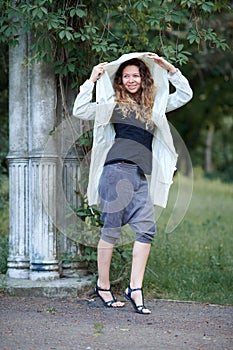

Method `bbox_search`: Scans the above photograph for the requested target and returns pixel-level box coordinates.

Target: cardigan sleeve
[166,70,193,113]
[72,79,96,120]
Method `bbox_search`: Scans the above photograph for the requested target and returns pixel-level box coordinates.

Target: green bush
[0,174,9,233]
[0,234,8,274]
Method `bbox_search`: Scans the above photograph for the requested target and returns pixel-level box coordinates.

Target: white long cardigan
[73,52,193,208]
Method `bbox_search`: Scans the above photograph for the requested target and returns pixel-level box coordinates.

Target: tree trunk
[205,123,215,173]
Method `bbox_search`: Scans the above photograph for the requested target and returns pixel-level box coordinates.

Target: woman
[73,53,193,314]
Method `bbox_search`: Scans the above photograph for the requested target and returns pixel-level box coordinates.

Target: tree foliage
[0,43,8,175]
[0,0,231,81]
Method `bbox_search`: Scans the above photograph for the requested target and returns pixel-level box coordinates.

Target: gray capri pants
[98,162,156,244]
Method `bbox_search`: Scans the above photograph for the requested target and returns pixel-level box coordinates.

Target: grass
[144,173,233,305]
[0,171,232,305]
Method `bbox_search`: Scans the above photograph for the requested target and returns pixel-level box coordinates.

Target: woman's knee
[101,227,121,245]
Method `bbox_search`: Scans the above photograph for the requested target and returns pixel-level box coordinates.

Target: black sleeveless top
[104,104,155,175]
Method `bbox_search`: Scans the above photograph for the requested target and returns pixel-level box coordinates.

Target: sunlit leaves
[163,44,191,65]
[0,0,231,76]
[59,27,74,41]
[132,0,152,11]
[70,7,86,18]
[187,29,201,44]
[187,28,229,50]
[180,0,214,12]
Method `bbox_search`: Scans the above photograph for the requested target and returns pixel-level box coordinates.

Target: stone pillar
[7,34,30,279]
[29,60,59,281]
[7,32,60,280]
[60,153,84,277]
[7,32,86,280]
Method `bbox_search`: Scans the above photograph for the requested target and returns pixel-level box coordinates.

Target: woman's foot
[123,286,151,314]
[95,281,125,308]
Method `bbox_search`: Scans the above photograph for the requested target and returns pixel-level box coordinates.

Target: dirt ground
[0,292,232,350]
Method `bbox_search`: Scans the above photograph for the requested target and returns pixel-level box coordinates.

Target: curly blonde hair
[113,58,156,129]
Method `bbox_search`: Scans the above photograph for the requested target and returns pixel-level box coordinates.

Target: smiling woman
[113,58,156,130]
[72,52,193,314]
[122,66,141,94]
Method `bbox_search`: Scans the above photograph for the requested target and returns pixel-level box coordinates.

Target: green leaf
[70,8,85,18]
[0,25,8,33]
[41,6,48,15]
[178,44,184,51]
[65,31,73,41]
[32,8,39,18]
[201,2,214,13]
[76,9,86,18]
[70,9,76,17]
[37,9,44,19]
[5,27,12,37]
[59,30,66,40]
[68,63,75,72]
[76,211,87,216]
[74,32,81,39]
[187,30,201,44]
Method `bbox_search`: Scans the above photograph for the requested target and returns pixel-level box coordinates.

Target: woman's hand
[147,53,177,74]
[89,62,108,83]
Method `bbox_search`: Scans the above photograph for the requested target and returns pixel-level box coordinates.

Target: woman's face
[122,65,142,94]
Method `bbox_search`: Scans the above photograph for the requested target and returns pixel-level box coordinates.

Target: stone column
[60,152,83,277]
[7,31,60,280]
[29,60,59,281]
[7,32,86,280]
[7,34,30,279]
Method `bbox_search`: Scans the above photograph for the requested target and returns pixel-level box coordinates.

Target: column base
[7,269,30,279]
[30,260,60,281]
[7,256,30,279]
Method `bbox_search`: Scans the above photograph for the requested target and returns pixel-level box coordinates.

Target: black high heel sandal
[94,283,119,308]
[123,286,151,314]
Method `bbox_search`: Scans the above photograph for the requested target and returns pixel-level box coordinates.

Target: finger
[147,53,159,59]
[98,67,104,75]
[98,62,108,67]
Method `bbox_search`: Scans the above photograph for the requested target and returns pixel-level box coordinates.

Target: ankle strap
[96,283,111,292]
[128,286,142,293]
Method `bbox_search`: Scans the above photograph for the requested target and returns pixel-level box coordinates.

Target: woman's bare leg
[127,241,151,313]
[97,238,125,307]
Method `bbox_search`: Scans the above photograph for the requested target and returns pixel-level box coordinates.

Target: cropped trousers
[98,162,156,245]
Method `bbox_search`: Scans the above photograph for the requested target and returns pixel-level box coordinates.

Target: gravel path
[0,294,232,350]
